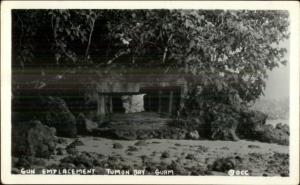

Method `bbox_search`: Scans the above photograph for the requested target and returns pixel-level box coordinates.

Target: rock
[114,129,137,140]
[275,123,289,135]
[161,151,170,158]
[280,172,289,177]
[221,146,229,150]
[187,130,200,140]
[41,96,77,138]
[69,139,84,147]
[11,168,21,174]
[95,167,106,175]
[168,161,188,175]
[211,156,243,172]
[237,109,289,145]
[66,142,79,155]
[255,124,289,145]
[50,127,56,136]
[190,165,209,175]
[59,162,76,169]
[65,139,84,155]
[46,164,59,169]
[152,141,161,144]
[66,146,77,155]
[127,152,133,156]
[197,145,208,153]
[136,130,151,140]
[134,140,147,146]
[145,161,158,173]
[237,110,267,138]
[12,120,56,158]
[121,164,134,172]
[32,158,46,166]
[267,125,289,145]
[113,143,123,149]
[57,137,68,144]
[248,144,260,149]
[127,146,138,152]
[56,147,67,155]
[76,113,98,134]
[140,155,151,163]
[185,153,196,160]
[60,153,95,168]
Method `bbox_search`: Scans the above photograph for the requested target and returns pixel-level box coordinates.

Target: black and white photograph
[1,1,299,184]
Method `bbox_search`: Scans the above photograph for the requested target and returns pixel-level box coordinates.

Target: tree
[12,10,290,139]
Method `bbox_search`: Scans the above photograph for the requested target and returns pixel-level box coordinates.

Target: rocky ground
[12,136,289,176]
[11,97,289,176]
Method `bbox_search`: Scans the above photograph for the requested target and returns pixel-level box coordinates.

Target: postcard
[1,1,299,184]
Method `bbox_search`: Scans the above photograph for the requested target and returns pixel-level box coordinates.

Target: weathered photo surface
[8,7,293,178]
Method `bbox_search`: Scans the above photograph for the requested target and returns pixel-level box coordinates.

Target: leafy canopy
[12,9,289,104]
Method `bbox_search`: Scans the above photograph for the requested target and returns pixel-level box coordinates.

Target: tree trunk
[85,18,96,61]
[180,83,188,110]
[169,90,173,114]
[158,90,162,113]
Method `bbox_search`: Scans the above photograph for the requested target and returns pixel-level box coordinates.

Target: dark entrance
[141,86,181,114]
[112,96,125,113]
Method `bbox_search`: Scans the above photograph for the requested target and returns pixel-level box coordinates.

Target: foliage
[12,9,289,108]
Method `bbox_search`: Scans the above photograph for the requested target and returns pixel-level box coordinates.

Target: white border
[1,1,299,184]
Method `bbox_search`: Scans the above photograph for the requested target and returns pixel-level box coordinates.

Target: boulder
[69,139,84,147]
[113,143,123,149]
[76,113,98,135]
[168,161,188,175]
[161,151,170,158]
[56,147,67,155]
[11,168,21,174]
[41,96,77,138]
[12,120,56,158]
[237,109,268,138]
[187,130,200,140]
[275,123,289,135]
[60,152,95,168]
[258,124,289,145]
[127,146,138,152]
[65,139,84,155]
[210,156,243,172]
[134,140,147,146]
[114,129,137,140]
[66,145,78,155]
[238,110,289,145]
[185,153,196,160]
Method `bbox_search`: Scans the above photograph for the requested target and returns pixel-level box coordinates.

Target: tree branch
[162,34,173,63]
[85,17,96,62]
[106,49,130,65]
